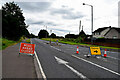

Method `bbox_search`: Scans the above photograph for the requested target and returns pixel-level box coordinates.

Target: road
[31,38,120,79]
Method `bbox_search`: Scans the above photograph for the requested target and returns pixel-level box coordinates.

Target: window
[96,32,100,35]
[113,36,117,39]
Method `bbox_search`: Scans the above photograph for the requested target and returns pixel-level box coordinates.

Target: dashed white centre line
[50,46,62,51]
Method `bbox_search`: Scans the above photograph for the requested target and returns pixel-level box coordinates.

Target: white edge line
[34,51,47,79]
[31,39,47,80]
[72,55,120,76]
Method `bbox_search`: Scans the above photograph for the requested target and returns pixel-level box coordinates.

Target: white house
[93,26,120,39]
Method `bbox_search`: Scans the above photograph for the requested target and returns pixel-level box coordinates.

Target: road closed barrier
[19,43,35,55]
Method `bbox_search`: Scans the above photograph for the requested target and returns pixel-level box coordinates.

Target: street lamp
[83,3,93,45]
[50,30,52,44]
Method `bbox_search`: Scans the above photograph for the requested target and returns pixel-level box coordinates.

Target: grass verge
[41,38,120,50]
[26,39,31,43]
[2,38,17,50]
[2,37,26,50]
[0,38,2,50]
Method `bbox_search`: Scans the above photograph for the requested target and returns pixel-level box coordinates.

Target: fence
[84,38,120,48]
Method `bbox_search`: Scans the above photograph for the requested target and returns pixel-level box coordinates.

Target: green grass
[0,38,2,50]
[2,38,17,50]
[41,38,120,50]
[26,39,31,43]
[1,36,26,50]
[42,38,60,42]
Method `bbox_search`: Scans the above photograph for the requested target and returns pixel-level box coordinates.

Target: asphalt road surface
[31,38,120,80]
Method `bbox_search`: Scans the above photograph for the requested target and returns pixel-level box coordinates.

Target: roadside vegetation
[1,2,36,50]
[2,38,17,50]
[0,38,2,50]
[26,39,31,43]
[2,37,26,50]
[41,38,120,50]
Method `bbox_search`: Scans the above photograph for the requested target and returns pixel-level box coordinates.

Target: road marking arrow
[94,50,98,53]
[54,56,87,79]
[55,56,68,64]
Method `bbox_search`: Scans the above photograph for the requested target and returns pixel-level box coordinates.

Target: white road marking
[31,39,47,80]
[50,46,62,51]
[107,56,120,60]
[96,56,101,59]
[55,56,68,64]
[34,51,47,80]
[72,55,120,76]
[54,56,87,79]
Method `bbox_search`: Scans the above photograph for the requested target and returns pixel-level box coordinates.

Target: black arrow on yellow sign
[94,50,98,53]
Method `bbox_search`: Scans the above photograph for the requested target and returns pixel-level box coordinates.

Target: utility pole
[82,25,83,30]
[79,20,81,34]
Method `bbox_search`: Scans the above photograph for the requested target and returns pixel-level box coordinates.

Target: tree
[65,34,78,38]
[38,30,49,39]
[79,30,86,37]
[30,33,36,38]
[50,33,56,38]
[2,2,29,40]
[78,30,87,42]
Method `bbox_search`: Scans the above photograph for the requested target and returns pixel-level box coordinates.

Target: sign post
[19,43,35,55]
[56,40,58,45]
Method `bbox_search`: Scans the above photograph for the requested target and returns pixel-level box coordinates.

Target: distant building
[93,26,120,39]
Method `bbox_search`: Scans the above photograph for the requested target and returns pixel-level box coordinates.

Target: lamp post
[83,3,93,45]
[50,30,52,44]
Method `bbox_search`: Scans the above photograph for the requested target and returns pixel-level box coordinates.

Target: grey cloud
[16,2,51,12]
[30,21,58,26]
[51,7,85,20]
[51,8,73,15]
[62,5,68,8]
[63,12,85,19]
[50,28,70,32]
[31,21,44,25]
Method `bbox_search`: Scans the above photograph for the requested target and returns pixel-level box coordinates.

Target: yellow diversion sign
[90,47,101,55]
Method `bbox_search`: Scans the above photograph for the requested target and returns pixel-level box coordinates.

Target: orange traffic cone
[76,46,79,54]
[104,49,107,57]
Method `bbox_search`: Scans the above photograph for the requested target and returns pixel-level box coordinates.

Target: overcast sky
[1,0,119,37]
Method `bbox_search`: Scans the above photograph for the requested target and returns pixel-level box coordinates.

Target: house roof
[93,27,108,33]
[93,26,120,33]
[114,28,120,33]
[104,27,120,36]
